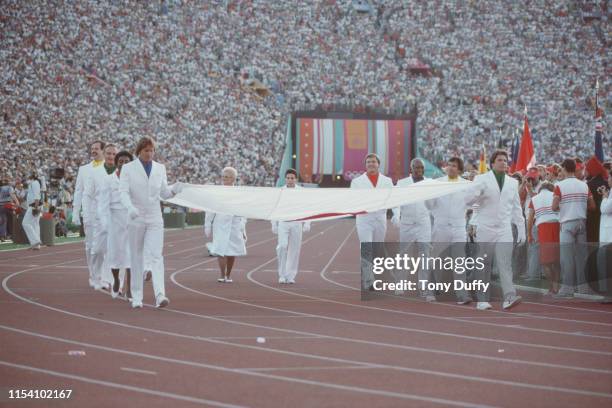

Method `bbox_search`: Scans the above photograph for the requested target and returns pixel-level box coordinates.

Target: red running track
[1,220,611,408]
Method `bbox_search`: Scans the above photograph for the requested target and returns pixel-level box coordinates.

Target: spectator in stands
[0,176,19,241]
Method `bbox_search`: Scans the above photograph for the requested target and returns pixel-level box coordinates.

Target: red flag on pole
[514,110,535,173]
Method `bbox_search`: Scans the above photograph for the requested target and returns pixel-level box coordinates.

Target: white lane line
[243,365,371,372]
[296,229,612,335]
[168,232,612,374]
[4,230,611,400]
[0,360,245,408]
[120,367,158,375]
[0,324,492,407]
[240,232,612,350]
[208,336,317,340]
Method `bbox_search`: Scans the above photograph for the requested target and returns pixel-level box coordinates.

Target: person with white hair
[119,136,183,308]
[271,168,311,284]
[350,153,399,291]
[72,140,105,288]
[397,158,435,301]
[205,166,247,283]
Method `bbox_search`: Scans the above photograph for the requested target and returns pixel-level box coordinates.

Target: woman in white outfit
[119,137,182,309]
[205,167,247,283]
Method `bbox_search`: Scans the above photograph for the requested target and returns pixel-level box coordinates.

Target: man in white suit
[350,153,399,291]
[84,144,118,291]
[119,137,182,308]
[397,158,436,301]
[429,157,472,304]
[72,141,105,288]
[469,150,525,310]
[22,173,42,250]
[205,167,247,283]
[272,168,311,284]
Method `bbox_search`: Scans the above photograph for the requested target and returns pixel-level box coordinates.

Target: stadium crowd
[1,1,609,193]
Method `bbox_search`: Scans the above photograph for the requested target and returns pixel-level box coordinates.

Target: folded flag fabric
[166,179,475,222]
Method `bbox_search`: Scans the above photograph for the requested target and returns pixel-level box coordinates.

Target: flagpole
[595,77,599,118]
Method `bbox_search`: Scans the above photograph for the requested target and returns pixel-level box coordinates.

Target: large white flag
[166,179,474,222]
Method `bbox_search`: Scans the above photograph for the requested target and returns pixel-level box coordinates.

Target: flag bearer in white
[271,169,311,284]
[468,150,525,311]
[84,144,118,291]
[100,150,133,299]
[350,153,399,291]
[397,158,435,301]
[429,157,472,305]
[205,167,247,283]
[119,137,183,309]
[72,141,105,288]
[22,173,42,250]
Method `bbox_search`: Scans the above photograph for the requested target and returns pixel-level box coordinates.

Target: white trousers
[399,222,432,296]
[83,221,96,286]
[431,224,469,300]
[108,209,131,269]
[475,225,515,301]
[357,216,387,289]
[22,207,40,246]
[356,216,387,243]
[128,219,165,303]
[277,222,303,282]
[90,220,109,287]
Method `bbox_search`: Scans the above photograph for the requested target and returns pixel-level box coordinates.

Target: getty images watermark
[370,253,489,293]
[359,242,611,302]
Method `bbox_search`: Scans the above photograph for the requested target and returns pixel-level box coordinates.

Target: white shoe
[278,278,287,284]
[217,277,226,283]
[88,279,95,288]
[225,278,233,283]
[111,288,119,299]
[476,302,492,310]
[502,295,522,310]
[155,295,169,308]
[456,297,472,305]
[131,301,143,309]
[287,279,295,284]
[93,282,102,291]
[425,295,436,302]
[553,291,574,299]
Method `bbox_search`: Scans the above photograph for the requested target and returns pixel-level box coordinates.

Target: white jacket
[601,196,612,243]
[205,212,247,256]
[468,171,524,231]
[349,173,398,223]
[396,176,432,225]
[429,176,472,228]
[26,180,41,206]
[83,165,110,223]
[119,160,174,223]
[97,172,126,228]
[72,162,94,218]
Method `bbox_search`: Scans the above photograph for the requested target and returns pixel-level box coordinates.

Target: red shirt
[367,172,379,187]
